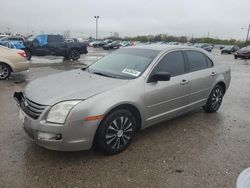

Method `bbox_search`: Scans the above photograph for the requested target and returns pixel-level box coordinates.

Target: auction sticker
[122,68,141,77]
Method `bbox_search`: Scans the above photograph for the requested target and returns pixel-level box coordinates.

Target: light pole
[94,16,99,40]
[241,24,250,46]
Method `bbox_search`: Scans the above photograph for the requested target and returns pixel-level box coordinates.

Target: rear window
[186,51,213,72]
[48,35,64,43]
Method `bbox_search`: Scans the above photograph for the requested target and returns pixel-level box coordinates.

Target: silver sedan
[14,45,231,154]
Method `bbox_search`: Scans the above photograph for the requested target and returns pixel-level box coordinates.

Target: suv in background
[194,43,214,52]
[221,45,239,54]
[24,34,88,60]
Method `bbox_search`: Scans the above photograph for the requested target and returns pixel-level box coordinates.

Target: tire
[69,49,80,60]
[25,50,32,60]
[96,109,136,155]
[234,56,237,59]
[203,85,224,113]
[0,63,11,80]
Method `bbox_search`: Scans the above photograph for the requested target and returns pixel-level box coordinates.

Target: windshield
[87,48,159,79]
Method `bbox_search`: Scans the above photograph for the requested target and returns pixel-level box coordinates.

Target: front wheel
[96,109,136,155]
[203,85,224,113]
[69,49,80,60]
[234,56,237,59]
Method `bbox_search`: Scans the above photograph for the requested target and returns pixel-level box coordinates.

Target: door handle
[210,72,216,76]
[180,79,189,85]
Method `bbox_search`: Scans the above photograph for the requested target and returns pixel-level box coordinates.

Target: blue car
[6,40,25,49]
[0,36,25,47]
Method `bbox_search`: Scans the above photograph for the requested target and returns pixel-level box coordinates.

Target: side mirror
[148,72,171,83]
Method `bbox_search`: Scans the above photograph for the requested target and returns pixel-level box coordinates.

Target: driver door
[144,51,190,127]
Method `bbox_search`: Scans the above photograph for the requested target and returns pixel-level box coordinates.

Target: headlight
[46,100,81,124]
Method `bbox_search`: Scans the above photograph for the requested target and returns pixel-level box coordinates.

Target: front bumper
[14,92,99,151]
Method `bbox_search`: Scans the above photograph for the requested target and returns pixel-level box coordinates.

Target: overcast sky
[0,0,249,40]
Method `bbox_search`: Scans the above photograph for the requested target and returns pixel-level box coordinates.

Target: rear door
[47,35,66,56]
[184,50,216,109]
[144,50,190,126]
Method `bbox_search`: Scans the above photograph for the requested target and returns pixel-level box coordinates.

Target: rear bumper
[12,61,29,72]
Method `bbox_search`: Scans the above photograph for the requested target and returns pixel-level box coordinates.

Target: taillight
[18,51,27,58]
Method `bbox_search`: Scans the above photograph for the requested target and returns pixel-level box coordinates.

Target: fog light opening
[38,132,62,141]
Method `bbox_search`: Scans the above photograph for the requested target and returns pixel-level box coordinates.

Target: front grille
[20,96,47,119]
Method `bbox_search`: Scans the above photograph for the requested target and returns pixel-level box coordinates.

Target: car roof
[128,44,198,52]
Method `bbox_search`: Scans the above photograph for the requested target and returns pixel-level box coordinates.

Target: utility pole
[245,24,250,46]
[94,16,99,40]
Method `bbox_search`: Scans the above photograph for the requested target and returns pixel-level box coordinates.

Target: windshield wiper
[92,71,113,78]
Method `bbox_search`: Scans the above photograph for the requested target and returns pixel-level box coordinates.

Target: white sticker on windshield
[122,68,141,77]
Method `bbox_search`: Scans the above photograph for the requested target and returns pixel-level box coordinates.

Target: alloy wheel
[105,116,133,150]
[0,64,10,80]
[70,50,80,60]
[211,87,223,110]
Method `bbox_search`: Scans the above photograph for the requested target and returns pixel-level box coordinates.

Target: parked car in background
[221,45,239,54]
[24,34,88,60]
[0,46,29,80]
[7,40,26,49]
[219,45,226,50]
[120,41,132,48]
[234,46,250,59]
[0,34,9,39]
[14,45,230,154]
[0,36,26,46]
[194,43,214,52]
[167,41,179,45]
[103,41,122,50]
[93,39,113,48]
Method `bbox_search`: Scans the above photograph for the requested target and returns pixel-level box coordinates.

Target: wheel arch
[0,61,13,72]
[92,103,142,149]
[103,103,142,131]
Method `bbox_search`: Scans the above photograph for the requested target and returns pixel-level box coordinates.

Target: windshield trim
[87,48,160,80]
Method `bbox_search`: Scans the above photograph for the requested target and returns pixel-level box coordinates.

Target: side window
[153,51,186,77]
[206,57,213,68]
[36,35,48,46]
[186,51,210,72]
[48,35,63,43]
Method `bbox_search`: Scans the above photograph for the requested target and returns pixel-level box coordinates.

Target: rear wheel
[203,85,224,113]
[0,63,11,80]
[96,109,136,155]
[69,49,80,60]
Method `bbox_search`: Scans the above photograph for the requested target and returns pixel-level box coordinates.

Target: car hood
[237,49,250,54]
[24,69,129,105]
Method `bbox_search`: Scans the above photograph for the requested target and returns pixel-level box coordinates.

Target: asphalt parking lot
[0,47,250,188]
